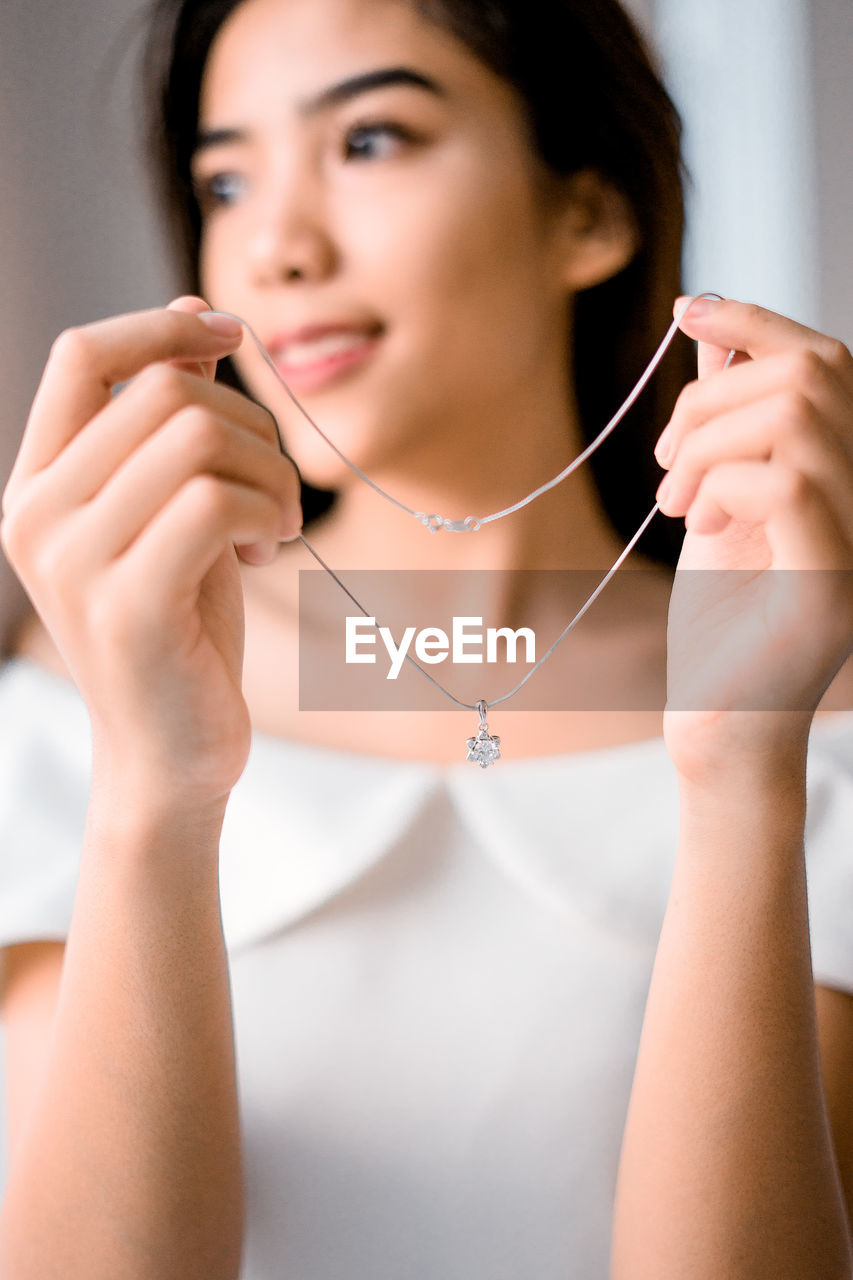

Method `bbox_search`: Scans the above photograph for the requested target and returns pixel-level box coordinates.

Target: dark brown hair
[141,0,695,565]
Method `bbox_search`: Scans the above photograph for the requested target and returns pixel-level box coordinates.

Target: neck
[290,400,640,636]
[242,388,673,736]
[306,405,627,571]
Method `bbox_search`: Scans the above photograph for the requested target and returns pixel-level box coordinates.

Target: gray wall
[0,0,177,648]
[812,0,853,343]
[1,0,851,1198]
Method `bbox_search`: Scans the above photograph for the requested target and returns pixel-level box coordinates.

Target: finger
[684,461,850,571]
[674,296,853,378]
[7,307,245,495]
[36,364,284,515]
[656,349,853,470]
[655,393,853,539]
[119,476,290,609]
[670,295,748,380]
[166,295,222,381]
[73,408,301,564]
[697,342,750,382]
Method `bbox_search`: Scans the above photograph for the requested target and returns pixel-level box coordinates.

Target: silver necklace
[294,507,660,766]
[218,294,728,767]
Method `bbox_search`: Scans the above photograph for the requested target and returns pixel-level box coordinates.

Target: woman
[0,0,851,1275]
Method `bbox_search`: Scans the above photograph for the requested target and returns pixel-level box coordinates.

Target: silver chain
[218,292,722,537]
[217,294,732,751]
[293,505,660,712]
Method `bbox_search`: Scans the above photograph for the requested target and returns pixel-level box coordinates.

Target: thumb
[674,295,750,380]
[165,295,225,381]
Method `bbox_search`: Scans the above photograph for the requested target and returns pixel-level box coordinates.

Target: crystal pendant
[466,700,501,769]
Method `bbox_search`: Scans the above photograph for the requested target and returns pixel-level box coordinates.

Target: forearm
[612,761,852,1279]
[0,786,244,1280]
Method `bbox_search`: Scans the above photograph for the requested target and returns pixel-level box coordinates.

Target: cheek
[367,144,550,297]
[359,173,557,369]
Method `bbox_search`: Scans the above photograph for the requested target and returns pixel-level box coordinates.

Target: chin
[279,420,383,492]
[250,352,443,490]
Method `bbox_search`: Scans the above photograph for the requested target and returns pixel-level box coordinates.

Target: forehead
[199,0,496,119]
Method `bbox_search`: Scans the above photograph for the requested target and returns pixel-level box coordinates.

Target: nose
[246,165,338,285]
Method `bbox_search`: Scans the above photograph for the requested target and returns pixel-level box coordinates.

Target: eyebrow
[192,66,445,157]
[300,65,444,116]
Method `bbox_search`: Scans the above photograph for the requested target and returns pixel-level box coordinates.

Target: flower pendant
[466,700,501,769]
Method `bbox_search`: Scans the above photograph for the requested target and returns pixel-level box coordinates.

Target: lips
[265,318,384,390]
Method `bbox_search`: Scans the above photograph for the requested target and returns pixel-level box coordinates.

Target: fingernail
[655,425,673,465]
[199,312,243,337]
[679,297,719,320]
[656,475,672,505]
[279,514,303,541]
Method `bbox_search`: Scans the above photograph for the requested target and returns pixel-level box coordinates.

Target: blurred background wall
[2,0,852,648]
[0,0,178,650]
[0,0,852,1192]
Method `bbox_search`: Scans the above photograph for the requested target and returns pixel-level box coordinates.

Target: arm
[0,296,301,1277]
[612,297,853,1278]
[0,796,243,1280]
[611,759,852,1278]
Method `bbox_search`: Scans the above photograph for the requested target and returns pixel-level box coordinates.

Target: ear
[551,169,640,291]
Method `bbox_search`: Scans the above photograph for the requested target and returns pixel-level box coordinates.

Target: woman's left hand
[656,296,853,787]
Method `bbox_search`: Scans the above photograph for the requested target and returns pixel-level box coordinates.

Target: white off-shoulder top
[1,655,851,1278]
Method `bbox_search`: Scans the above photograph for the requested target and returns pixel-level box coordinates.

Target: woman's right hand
[0,297,302,807]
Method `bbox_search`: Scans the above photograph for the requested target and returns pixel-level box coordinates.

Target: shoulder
[816,653,853,716]
[0,609,88,811]
[0,610,81,741]
[0,938,66,1163]
[0,614,85,981]
[4,608,72,681]
[815,984,853,1226]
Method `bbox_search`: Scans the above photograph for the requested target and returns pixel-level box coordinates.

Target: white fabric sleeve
[804,714,853,996]
[0,659,90,948]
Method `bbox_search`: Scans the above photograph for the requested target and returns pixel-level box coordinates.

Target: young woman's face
[193,0,587,489]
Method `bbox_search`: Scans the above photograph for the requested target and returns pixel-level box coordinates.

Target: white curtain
[653,0,820,326]
[650,0,852,343]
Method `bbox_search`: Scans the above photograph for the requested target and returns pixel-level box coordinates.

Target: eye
[192,171,248,212]
[342,120,417,161]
